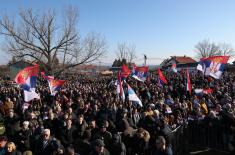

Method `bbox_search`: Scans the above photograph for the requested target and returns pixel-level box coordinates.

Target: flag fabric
[195,88,213,95]
[41,72,65,95]
[171,63,177,73]
[121,64,131,78]
[157,68,168,84]
[48,79,66,96]
[15,65,40,102]
[41,71,54,80]
[127,83,142,107]
[116,71,125,101]
[197,56,229,79]
[196,58,206,73]
[186,68,192,95]
[132,66,149,82]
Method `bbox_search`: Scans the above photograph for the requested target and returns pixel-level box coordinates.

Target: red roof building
[160,55,198,71]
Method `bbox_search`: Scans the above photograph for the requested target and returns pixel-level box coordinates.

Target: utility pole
[144,54,147,66]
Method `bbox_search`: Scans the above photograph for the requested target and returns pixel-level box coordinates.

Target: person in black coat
[74,114,88,139]
[109,133,126,155]
[131,128,150,155]
[33,129,60,155]
[74,130,91,155]
[4,109,20,141]
[88,139,110,155]
[150,136,173,155]
[15,121,33,153]
[59,118,76,148]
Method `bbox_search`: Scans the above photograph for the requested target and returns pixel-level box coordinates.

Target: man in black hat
[93,121,112,149]
[88,139,110,155]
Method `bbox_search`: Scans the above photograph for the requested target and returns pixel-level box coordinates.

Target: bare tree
[0,7,107,76]
[116,42,136,64]
[126,44,137,64]
[218,43,234,56]
[195,40,220,59]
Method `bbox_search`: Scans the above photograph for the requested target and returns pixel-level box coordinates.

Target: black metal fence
[171,119,232,155]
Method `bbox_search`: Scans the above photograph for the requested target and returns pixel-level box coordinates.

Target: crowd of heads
[0,69,235,155]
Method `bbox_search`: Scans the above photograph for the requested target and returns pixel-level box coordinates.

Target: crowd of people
[0,69,235,155]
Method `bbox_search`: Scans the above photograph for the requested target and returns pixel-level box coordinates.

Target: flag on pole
[121,64,131,78]
[132,65,149,82]
[127,83,142,107]
[157,68,168,84]
[48,79,66,96]
[116,71,125,101]
[197,56,229,79]
[186,68,192,95]
[195,88,213,95]
[41,71,54,80]
[15,65,40,102]
[172,63,177,73]
[41,72,65,96]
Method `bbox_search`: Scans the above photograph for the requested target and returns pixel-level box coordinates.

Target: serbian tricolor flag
[197,56,229,79]
[127,83,142,107]
[172,63,177,73]
[15,65,40,102]
[121,64,131,78]
[186,68,192,95]
[132,65,149,82]
[116,71,125,101]
[157,68,168,85]
[48,79,66,96]
[41,71,54,80]
[195,88,213,95]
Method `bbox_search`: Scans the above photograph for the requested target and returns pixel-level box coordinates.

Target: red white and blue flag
[197,56,229,79]
[172,63,177,73]
[195,88,213,95]
[116,71,125,101]
[15,65,40,102]
[48,79,66,96]
[157,68,168,85]
[131,65,149,82]
[41,72,65,96]
[127,83,142,107]
[41,71,54,80]
[186,68,192,95]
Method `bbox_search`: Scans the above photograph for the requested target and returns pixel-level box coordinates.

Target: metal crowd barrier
[171,119,231,155]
